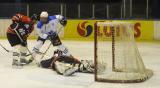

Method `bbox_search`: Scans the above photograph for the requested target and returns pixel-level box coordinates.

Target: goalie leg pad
[78,60,95,73]
[63,65,79,76]
[54,61,78,76]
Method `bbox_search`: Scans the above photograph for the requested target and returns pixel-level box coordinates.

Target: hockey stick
[26,51,45,56]
[39,25,64,60]
[0,43,10,52]
[0,42,34,57]
[39,42,52,60]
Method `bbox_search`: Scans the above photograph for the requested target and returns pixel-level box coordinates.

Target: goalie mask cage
[94,21,153,83]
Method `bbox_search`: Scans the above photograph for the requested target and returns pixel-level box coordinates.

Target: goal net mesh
[94,21,153,83]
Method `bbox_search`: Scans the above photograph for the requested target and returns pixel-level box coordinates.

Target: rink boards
[0,19,160,41]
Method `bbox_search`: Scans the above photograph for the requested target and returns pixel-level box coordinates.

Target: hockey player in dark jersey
[6,13,38,67]
[40,49,95,76]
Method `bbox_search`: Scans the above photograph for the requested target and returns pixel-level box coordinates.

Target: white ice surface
[0,40,160,88]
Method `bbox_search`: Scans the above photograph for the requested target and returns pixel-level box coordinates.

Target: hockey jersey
[7,14,34,39]
[36,15,64,39]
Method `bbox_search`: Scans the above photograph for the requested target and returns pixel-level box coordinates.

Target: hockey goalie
[40,49,95,76]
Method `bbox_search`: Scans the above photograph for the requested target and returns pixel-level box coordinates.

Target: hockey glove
[21,41,27,47]
[41,34,48,40]
[48,32,58,40]
[10,22,18,29]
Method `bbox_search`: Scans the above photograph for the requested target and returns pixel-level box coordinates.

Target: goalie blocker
[40,49,95,76]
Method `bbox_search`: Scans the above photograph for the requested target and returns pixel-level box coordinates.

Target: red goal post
[94,21,153,83]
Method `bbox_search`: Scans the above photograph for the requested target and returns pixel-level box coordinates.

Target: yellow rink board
[63,20,154,41]
[0,19,154,41]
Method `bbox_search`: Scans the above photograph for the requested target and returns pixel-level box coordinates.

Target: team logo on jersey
[24,24,29,29]
[77,21,93,37]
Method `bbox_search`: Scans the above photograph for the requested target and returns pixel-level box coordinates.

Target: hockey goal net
[94,21,153,83]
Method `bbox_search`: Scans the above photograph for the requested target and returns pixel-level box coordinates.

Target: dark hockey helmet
[60,18,67,26]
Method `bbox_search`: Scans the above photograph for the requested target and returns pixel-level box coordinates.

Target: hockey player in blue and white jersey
[30,11,71,64]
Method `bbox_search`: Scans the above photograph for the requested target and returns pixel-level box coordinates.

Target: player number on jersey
[18,28,26,36]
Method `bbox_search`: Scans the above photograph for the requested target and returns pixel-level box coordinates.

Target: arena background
[0,0,160,88]
[0,0,160,41]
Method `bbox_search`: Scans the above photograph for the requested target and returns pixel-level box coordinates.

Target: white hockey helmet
[40,11,48,18]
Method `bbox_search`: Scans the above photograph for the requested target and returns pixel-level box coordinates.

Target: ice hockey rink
[0,39,160,88]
